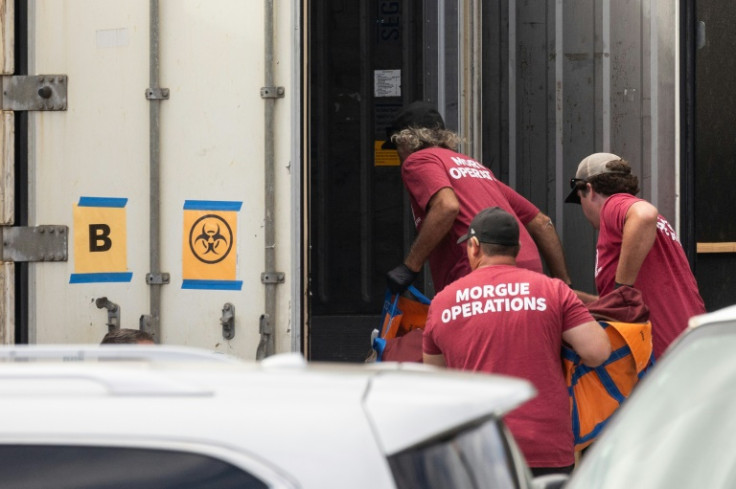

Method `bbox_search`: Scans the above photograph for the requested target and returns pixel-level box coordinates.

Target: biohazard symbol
[189,214,233,264]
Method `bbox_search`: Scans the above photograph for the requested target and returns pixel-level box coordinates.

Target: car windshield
[388,418,527,489]
[567,323,736,489]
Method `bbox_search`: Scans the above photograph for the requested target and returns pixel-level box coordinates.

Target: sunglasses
[569,178,587,189]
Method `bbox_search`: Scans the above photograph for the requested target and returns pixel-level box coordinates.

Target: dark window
[388,419,522,489]
[0,445,269,489]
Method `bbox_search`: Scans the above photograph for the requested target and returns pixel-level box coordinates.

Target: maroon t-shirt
[595,194,705,357]
[402,147,542,292]
[423,265,594,467]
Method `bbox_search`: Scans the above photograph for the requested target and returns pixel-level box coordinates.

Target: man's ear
[580,182,592,200]
[469,237,482,257]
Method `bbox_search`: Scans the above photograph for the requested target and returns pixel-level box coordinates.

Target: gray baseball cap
[565,152,627,204]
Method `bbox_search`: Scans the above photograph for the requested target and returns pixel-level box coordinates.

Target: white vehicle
[0,345,567,489]
[566,305,736,489]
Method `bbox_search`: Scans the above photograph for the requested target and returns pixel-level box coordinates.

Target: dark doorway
[692,0,736,311]
[14,0,29,344]
[308,0,423,361]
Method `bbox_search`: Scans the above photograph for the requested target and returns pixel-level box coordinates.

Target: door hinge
[146,273,170,285]
[0,225,68,262]
[261,272,285,284]
[1,75,68,111]
[260,86,285,99]
[145,87,170,100]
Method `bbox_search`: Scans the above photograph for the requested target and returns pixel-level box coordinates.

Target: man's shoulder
[601,193,641,218]
[404,148,444,170]
[408,146,454,161]
[605,192,641,206]
[439,265,549,291]
[433,270,483,299]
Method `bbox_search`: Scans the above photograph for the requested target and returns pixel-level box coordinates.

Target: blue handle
[407,285,431,305]
[380,290,401,338]
[373,337,387,362]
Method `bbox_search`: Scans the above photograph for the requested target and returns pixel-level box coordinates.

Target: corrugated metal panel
[480,0,678,293]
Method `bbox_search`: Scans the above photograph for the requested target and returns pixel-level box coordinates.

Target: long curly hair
[391,126,463,152]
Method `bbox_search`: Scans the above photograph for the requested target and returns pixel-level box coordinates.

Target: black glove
[386,264,418,294]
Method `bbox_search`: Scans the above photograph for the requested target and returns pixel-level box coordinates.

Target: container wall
[26,0,296,358]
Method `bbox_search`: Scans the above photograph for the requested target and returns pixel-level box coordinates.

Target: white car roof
[0,346,535,488]
[688,304,736,329]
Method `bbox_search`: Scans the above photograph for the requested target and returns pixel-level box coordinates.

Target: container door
[14,0,295,358]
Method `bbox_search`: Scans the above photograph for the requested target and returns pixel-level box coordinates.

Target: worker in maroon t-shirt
[565,152,706,358]
[383,101,572,294]
[423,207,611,475]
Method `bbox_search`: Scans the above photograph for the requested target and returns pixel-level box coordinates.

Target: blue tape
[77,197,127,208]
[183,200,242,211]
[70,272,133,283]
[182,279,243,290]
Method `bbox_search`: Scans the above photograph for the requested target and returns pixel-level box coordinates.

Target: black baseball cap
[457,207,520,246]
[381,101,445,150]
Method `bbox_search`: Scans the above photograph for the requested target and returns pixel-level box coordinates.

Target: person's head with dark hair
[100,328,155,345]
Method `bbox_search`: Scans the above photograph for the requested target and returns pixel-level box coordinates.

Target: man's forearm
[405,210,456,271]
[527,212,572,284]
[616,202,657,285]
[423,353,447,367]
[575,290,599,304]
[404,188,459,271]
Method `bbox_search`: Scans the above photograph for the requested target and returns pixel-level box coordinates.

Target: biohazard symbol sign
[189,214,233,264]
[182,200,242,290]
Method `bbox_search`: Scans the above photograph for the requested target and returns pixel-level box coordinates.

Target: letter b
[89,224,112,252]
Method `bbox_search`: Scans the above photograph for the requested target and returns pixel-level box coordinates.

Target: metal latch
[221,303,235,340]
[95,297,121,332]
[696,21,707,50]
[1,75,68,111]
[0,225,68,262]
